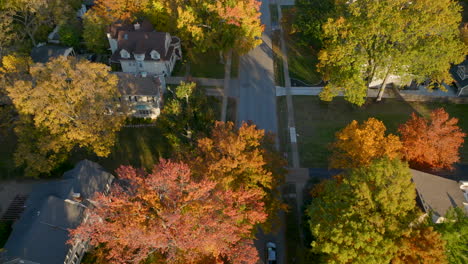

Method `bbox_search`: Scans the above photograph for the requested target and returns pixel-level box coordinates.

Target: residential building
[30,44,75,63]
[108,21,182,76]
[450,57,468,96]
[411,169,468,223]
[2,160,114,264]
[115,72,165,119]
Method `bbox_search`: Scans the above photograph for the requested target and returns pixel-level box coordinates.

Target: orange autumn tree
[94,0,150,21]
[193,121,286,228]
[398,108,466,170]
[69,160,266,264]
[330,118,402,169]
[392,225,447,264]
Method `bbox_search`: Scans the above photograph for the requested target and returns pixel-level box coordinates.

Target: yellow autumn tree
[330,118,402,169]
[5,57,125,177]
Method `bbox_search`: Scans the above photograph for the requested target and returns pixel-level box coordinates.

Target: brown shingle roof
[115,72,161,96]
[111,31,169,62]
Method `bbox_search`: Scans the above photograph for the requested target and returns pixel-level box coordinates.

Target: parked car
[266,242,277,264]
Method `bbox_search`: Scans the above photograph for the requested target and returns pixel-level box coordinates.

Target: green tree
[292,0,335,48]
[318,0,466,105]
[82,9,110,54]
[58,19,82,48]
[307,158,417,263]
[433,207,468,264]
[156,82,216,155]
[5,57,125,177]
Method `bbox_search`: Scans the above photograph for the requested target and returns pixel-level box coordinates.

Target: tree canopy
[398,108,466,170]
[94,0,263,55]
[318,0,466,105]
[433,207,468,264]
[330,118,402,169]
[5,57,124,176]
[307,158,417,264]
[70,160,266,264]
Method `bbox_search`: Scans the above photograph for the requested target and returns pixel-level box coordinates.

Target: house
[108,21,182,76]
[2,160,114,264]
[450,57,468,96]
[411,169,468,223]
[115,72,165,119]
[30,44,75,63]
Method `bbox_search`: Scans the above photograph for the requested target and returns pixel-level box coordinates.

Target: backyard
[279,96,468,168]
[172,49,239,79]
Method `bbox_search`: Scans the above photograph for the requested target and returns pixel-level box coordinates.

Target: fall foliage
[392,225,447,264]
[70,160,266,264]
[307,158,418,264]
[318,0,466,105]
[398,108,466,170]
[5,57,124,176]
[330,117,402,169]
[193,121,286,229]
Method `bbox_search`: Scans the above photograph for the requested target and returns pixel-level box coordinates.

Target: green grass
[0,221,12,248]
[289,96,468,167]
[189,49,225,79]
[292,97,419,167]
[90,126,170,173]
[271,4,285,87]
[281,7,321,86]
[231,52,239,78]
[276,97,292,164]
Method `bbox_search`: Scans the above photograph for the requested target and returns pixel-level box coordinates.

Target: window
[458,66,466,80]
[138,110,152,116]
[137,61,143,68]
[128,96,132,101]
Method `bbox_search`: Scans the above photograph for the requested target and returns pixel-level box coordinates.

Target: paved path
[237,1,278,133]
[277,5,300,168]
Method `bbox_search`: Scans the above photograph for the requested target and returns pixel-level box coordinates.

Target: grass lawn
[277,96,292,164]
[281,7,321,86]
[292,96,419,167]
[189,49,225,79]
[289,96,468,168]
[0,221,12,247]
[0,129,20,180]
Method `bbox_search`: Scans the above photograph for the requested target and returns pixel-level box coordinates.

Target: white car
[266,242,277,264]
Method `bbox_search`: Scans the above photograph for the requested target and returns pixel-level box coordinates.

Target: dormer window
[134,53,145,61]
[457,66,467,80]
[150,50,160,60]
[120,49,130,59]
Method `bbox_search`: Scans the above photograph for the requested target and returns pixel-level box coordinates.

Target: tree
[330,118,402,169]
[2,0,81,46]
[392,225,447,264]
[307,158,417,264]
[5,57,124,176]
[82,9,110,54]
[193,121,286,229]
[292,0,336,48]
[318,0,466,105]
[95,0,263,56]
[0,9,16,55]
[69,160,266,264]
[58,19,82,48]
[433,207,468,264]
[398,108,466,170]
[156,82,216,154]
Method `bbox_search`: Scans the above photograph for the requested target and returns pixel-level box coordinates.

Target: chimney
[134,22,141,30]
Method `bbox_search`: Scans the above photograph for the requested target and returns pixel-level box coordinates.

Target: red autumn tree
[398,108,466,170]
[69,160,267,264]
[192,121,286,229]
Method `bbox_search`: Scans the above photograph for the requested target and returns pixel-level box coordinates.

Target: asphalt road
[237,1,286,263]
[237,1,278,134]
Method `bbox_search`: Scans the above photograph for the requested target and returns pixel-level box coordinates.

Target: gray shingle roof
[2,160,114,264]
[411,169,466,218]
[450,57,468,90]
[115,72,162,95]
[30,45,73,63]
